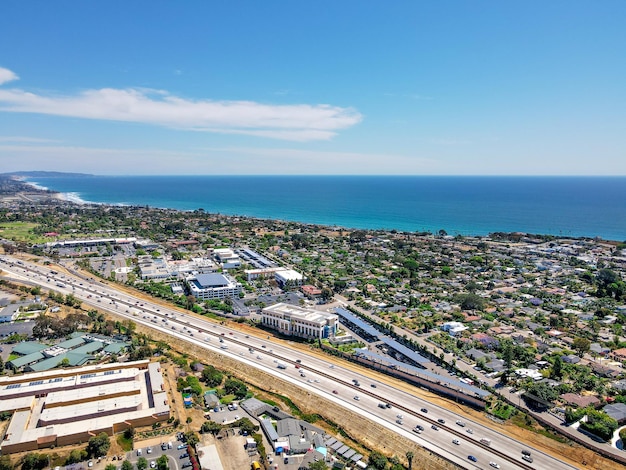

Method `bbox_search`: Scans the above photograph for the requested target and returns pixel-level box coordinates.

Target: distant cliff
[1,171,93,178]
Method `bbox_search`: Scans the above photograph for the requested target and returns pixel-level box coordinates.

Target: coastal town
[0,175,626,470]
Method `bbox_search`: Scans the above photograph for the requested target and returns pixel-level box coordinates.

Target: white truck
[277,363,287,369]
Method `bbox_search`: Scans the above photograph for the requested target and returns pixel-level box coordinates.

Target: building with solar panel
[0,360,169,454]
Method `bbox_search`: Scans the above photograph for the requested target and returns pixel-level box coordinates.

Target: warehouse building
[0,360,169,454]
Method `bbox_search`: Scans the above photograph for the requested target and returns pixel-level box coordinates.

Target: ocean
[25,175,626,241]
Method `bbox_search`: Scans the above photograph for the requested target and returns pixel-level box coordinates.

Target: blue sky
[1,1,624,175]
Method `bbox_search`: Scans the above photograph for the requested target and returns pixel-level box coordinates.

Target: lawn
[0,222,45,244]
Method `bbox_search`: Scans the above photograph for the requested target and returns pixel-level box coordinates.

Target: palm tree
[406,451,414,470]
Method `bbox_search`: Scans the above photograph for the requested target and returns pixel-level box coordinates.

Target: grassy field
[0,222,45,244]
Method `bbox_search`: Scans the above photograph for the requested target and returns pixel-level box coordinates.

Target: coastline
[4,174,626,242]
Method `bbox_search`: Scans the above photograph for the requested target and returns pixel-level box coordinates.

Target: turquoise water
[26,175,626,240]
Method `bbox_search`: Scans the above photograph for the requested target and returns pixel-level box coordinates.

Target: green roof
[27,352,92,372]
[103,342,128,354]
[12,341,48,355]
[8,352,45,368]
[56,337,87,349]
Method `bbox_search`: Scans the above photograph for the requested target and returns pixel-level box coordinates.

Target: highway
[0,255,581,470]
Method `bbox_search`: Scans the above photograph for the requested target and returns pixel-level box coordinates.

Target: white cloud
[0,68,362,141]
[0,136,60,143]
[0,67,19,85]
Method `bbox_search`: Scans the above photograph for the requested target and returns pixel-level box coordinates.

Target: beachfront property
[261,303,338,339]
[186,272,242,300]
[0,360,169,454]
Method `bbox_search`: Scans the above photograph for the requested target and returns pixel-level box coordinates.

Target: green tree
[0,455,12,470]
[87,432,111,457]
[551,355,563,380]
[183,431,199,447]
[308,460,329,470]
[156,455,169,470]
[368,451,388,470]
[454,293,484,311]
[66,449,88,465]
[21,454,49,470]
[137,457,148,470]
[223,378,248,398]
[580,409,618,441]
[105,465,117,470]
[121,460,134,470]
[406,451,414,470]
[525,381,558,405]
[200,421,222,435]
[573,337,591,357]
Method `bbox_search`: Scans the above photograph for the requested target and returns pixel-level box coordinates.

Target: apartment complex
[261,303,338,339]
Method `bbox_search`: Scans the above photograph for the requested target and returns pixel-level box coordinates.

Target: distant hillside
[2,171,93,178]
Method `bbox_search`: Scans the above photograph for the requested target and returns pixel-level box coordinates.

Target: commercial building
[274,269,304,288]
[187,273,242,300]
[0,360,169,454]
[261,303,338,339]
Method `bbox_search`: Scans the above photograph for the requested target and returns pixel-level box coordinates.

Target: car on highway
[371,383,377,388]
[437,418,445,424]
[466,428,473,434]
[420,408,428,413]
[521,450,531,456]
[455,420,465,427]
[452,439,460,445]
[468,455,477,462]
[431,424,439,431]
[353,395,360,401]
[489,462,500,469]
[332,390,338,394]
[522,455,533,463]
[412,425,424,434]
[396,419,403,425]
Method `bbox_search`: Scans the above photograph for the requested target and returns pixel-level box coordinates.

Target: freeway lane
[0,256,580,470]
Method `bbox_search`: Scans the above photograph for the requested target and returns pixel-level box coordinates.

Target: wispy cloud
[0,142,438,175]
[0,67,19,85]
[0,136,61,143]
[0,68,362,142]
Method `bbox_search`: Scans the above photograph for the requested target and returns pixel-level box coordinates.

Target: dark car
[521,450,531,456]
[420,408,428,413]
[468,455,477,462]
[437,418,445,424]
[179,453,189,459]
[182,463,192,468]
[431,424,439,431]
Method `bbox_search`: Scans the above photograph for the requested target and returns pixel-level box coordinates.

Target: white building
[187,273,242,300]
[274,269,304,288]
[441,321,468,336]
[212,248,241,269]
[262,303,338,339]
[0,360,168,454]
